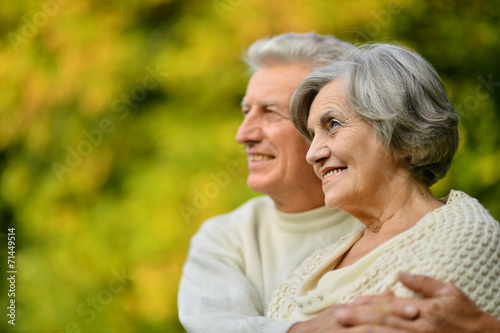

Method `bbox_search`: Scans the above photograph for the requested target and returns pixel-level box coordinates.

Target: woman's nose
[306,137,330,166]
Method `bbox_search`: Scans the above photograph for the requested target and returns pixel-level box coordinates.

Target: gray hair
[290,43,459,186]
[244,32,355,72]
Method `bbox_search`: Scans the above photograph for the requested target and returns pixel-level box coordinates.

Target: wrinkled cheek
[357,170,381,195]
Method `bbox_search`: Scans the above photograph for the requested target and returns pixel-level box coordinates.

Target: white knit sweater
[178,196,361,333]
[267,190,500,321]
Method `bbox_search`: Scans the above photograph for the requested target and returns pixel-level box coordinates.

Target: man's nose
[236,110,263,144]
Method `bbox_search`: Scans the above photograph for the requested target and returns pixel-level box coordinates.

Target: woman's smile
[320,167,347,185]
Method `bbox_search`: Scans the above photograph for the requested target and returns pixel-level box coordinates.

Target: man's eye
[241,109,250,116]
[265,109,288,122]
[266,108,290,121]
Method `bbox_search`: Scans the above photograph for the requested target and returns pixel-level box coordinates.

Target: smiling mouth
[323,167,347,180]
[248,154,274,162]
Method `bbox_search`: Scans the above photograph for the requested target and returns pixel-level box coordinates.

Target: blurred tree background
[0,0,498,332]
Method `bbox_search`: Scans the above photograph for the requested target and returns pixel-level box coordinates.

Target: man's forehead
[241,100,286,108]
[242,81,295,107]
[246,65,310,89]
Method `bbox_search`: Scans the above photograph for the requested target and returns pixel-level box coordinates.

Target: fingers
[338,324,412,333]
[397,272,456,298]
[400,271,478,305]
[353,294,393,306]
[333,304,418,329]
[352,288,395,307]
[380,289,396,297]
[351,295,419,320]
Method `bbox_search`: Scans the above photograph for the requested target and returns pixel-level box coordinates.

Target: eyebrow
[307,109,342,136]
[319,109,342,125]
[261,101,285,108]
[240,101,288,113]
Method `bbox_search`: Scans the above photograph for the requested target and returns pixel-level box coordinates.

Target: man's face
[236,64,322,200]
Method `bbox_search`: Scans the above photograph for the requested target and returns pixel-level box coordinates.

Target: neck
[345,179,442,235]
[269,185,325,213]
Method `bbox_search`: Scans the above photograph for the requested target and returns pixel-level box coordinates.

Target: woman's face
[306,79,403,212]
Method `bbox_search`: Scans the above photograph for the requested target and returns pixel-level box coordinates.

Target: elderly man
[177,32,361,333]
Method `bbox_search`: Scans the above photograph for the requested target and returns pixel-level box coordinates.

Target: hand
[288,292,418,333]
[352,272,500,333]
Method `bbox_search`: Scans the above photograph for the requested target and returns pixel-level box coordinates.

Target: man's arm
[178,218,296,333]
[287,272,500,333]
[287,300,415,333]
[394,273,500,333]
[284,288,417,333]
[342,273,500,333]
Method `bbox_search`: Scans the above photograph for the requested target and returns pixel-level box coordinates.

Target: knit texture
[267,190,500,321]
[178,195,361,333]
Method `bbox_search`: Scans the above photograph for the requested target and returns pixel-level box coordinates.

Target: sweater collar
[273,203,354,233]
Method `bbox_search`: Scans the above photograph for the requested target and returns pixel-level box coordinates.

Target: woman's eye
[328,119,341,130]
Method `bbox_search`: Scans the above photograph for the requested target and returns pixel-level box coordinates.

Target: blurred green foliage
[0,0,499,332]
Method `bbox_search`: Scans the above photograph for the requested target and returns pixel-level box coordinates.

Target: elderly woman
[266,43,500,324]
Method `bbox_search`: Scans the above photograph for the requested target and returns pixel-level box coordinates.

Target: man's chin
[246,177,276,195]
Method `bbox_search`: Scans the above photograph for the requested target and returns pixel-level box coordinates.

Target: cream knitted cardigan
[267,190,500,321]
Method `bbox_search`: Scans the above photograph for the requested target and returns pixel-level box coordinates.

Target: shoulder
[441,190,500,260]
[404,190,500,258]
[199,196,274,230]
[403,190,500,293]
[433,190,500,237]
[191,196,275,244]
[435,190,500,317]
